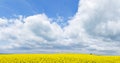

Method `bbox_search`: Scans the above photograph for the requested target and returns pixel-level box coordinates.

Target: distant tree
[90,53,93,55]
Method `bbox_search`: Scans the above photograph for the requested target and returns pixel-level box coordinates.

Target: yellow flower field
[0,54,120,63]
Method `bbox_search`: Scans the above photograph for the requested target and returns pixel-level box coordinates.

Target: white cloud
[24,14,63,41]
[0,18,8,26]
[94,20,120,40]
[64,0,120,54]
[0,0,120,55]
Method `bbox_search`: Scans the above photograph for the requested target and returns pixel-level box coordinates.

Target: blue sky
[0,0,79,27]
[0,0,78,19]
[0,0,120,55]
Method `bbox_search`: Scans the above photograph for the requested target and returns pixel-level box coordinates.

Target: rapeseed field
[0,54,120,63]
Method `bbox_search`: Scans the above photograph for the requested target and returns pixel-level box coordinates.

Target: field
[0,54,120,63]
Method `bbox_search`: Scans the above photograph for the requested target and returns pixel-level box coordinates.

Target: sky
[0,0,120,55]
[0,0,79,27]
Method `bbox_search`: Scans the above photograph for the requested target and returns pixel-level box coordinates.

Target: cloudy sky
[0,0,120,55]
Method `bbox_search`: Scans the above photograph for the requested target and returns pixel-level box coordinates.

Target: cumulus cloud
[68,0,120,54]
[0,0,120,55]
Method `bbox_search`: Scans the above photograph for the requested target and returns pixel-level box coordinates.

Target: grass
[0,54,120,63]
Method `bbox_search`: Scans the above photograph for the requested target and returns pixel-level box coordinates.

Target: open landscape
[0,0,120,63]
[0,54,120,63]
